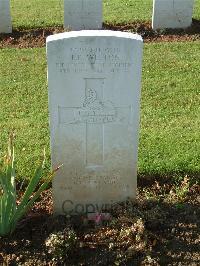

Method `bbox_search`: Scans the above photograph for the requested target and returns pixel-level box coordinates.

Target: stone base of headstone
[0,0,12,33]
[152,0,194,30]
[64,0,102,30]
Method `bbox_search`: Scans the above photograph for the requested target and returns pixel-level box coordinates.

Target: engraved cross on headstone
[59,78,132,168]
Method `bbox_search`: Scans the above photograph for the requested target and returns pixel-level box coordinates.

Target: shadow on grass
[104,18,200,36]
[138,171,200,188]
[0,19,200,49]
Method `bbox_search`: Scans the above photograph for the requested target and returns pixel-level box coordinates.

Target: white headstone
[152,0,194,30]
[64,0,102,30]
[0,0,12,33]
[47,31,143,215]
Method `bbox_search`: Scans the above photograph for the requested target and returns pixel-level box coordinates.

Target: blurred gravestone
[64,0,102,30]
[47,31,143,215]
[152,0,194,30]
[0,0,12,33]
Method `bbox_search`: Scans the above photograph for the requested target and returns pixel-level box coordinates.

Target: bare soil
[0,20,200,49]
[1,177,199,265]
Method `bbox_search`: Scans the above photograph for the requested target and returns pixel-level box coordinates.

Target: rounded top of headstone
[46,30,143,44]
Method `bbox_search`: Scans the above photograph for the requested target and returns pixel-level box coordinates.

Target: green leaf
[0,137,57,236]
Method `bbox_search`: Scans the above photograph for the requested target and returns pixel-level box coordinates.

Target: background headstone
[64,0,102,30]
[0,0,12,33]
[47,31,143,215]
[152,0,194,30]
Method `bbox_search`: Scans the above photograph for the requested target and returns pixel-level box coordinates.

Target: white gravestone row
[47,31,143,214]
[64,0,102,30]
[152,0,195,30]
[0,0,12,33]
[0,0,195,33]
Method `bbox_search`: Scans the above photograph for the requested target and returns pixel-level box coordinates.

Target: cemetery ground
[1,19,200,48]
[1,0,200,48]
[0,1,200,265]
[6,0,200,29]
[0,42,199,265]
[1,0,200,47]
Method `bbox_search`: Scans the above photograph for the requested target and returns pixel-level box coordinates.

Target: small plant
[168,176,190,202]
[45,228,78,261]
[0,134,60,236]
[175,176,190,200]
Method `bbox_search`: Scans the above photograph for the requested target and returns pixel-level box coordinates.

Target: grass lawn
[0,42,199,181]
[10,0,200,29]
[1,2,199,264]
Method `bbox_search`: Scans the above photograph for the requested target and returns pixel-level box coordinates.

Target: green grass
[0,42,199,180]
[103,0,152,24]
[0,48,49,178]
[10,0,200,29]
[140,42,200,176]
[11,0,64,29]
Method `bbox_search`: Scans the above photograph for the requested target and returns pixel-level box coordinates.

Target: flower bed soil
[0,20,200,48]
[1,177,199,266]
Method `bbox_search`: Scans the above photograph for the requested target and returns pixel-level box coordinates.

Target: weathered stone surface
[64,0,102,30]
[152,0,194,30]
[47,31,143,215]
[0,0,12,33]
